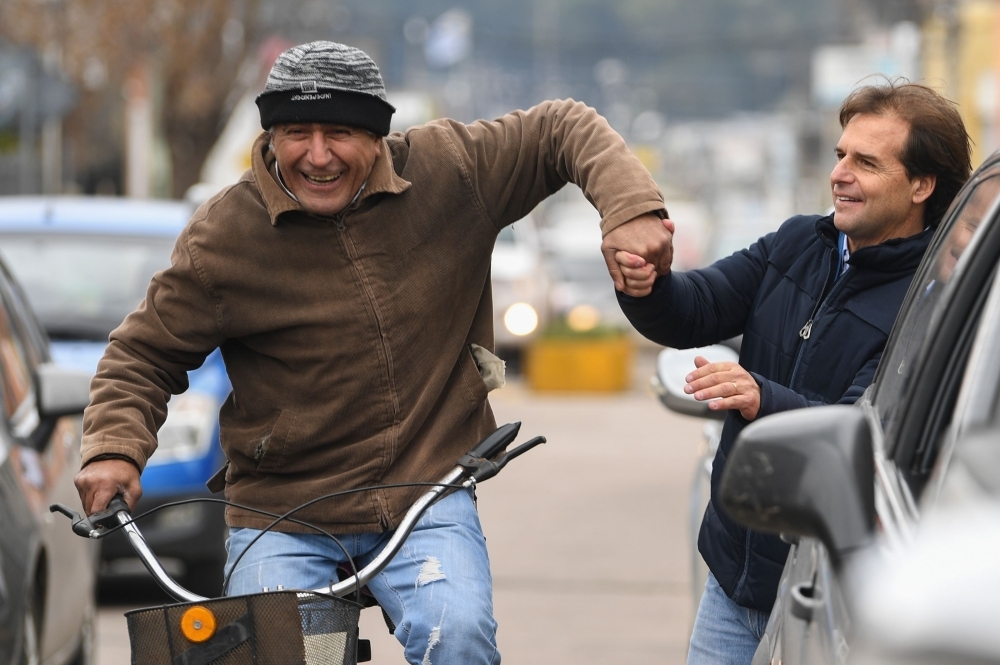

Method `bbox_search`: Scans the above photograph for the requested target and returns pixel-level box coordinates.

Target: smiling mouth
[836,196,861,203]
[303,173,342,185]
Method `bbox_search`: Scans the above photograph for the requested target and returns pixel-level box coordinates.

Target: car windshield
[873,167,1000,445]
[0,235,175,340]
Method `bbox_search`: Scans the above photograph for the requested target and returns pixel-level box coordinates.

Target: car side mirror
[650,345,739,421]
[36,363,93,419]
[719,405,875,568]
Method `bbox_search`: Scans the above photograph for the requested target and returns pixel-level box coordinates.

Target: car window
[0,235,174,340]
[873,167,1000,448]
[0,287,37,435]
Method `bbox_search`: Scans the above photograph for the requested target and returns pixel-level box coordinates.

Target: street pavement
[95,349,705,664]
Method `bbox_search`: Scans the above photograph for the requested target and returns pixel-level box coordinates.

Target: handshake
[600,212,676,297]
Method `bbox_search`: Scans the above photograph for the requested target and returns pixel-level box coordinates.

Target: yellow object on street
[526,336,632,392]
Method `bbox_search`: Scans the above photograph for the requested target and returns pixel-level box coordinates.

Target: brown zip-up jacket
[81,99,666,533]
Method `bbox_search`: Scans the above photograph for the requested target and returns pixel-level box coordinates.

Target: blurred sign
[811,22,920,108]
[0,48,77,128]
[425,8,473,69]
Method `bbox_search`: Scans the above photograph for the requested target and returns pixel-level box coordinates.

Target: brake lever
[459,435,546,483]
[50,494,132,538]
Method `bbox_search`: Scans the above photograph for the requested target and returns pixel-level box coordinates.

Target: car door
[754,151,1000,665]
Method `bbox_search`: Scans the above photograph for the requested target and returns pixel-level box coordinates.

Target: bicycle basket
[126,591,363,665]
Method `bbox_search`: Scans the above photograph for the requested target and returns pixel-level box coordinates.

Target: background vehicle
[0,257,96,665]
[719,149,1000,664]
[0,196,232,595]
[492,214,551,361]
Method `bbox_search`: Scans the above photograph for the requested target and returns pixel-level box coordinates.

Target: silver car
[0,259,97,665]
[721,148,1000,664]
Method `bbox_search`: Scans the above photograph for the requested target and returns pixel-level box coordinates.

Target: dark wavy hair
[839,79,972,227]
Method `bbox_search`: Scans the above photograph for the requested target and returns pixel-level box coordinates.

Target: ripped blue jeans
[224,488,500,665]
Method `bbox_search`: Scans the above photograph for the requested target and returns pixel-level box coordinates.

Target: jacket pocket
[470,344,506,391]
[252,409,297,472]
[460,345,490,405]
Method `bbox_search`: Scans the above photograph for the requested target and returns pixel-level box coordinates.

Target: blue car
[0,196,232,594]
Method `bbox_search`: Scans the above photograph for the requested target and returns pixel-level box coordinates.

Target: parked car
[492,214,551,358]
[715,149,1000,663]
[0,196,232,595]
[0,257,96,665]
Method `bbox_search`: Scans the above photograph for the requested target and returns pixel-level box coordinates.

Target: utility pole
[533,0,560,101]
[41,0,65,194]
[18,58,38,194]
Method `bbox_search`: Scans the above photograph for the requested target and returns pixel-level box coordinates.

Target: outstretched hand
[602,214,674,296]
[685,356,761,421]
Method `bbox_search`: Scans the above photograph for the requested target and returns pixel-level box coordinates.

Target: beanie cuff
[256,88,395,136]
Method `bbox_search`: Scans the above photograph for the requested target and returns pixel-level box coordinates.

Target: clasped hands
[602,214,759,421]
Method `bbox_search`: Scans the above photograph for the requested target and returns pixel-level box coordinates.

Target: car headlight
[503,302,538,336]
[151,393,218,465]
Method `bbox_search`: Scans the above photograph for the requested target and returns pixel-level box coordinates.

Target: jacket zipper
[789,248,849,388]
[333,209,400,528]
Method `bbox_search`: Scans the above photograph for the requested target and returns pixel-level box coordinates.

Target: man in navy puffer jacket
[609,81,971,664]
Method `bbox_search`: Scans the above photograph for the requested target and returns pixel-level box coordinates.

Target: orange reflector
[180,606,217,643]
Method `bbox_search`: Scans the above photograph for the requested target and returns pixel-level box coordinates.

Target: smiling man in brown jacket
[74,41,671,665]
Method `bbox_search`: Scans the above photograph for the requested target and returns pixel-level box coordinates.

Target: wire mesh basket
[126,590,363,665]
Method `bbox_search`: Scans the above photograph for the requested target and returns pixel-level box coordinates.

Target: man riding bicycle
[74,41,671,665]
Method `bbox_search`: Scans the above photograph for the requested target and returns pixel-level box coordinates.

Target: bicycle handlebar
[51,422,545,604]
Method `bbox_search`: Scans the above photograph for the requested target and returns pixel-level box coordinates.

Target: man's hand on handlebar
[74,458,143,515]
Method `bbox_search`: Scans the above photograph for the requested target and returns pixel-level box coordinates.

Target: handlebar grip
[89,493,131,532]
[467,422,521,460]
[106,494,131,515]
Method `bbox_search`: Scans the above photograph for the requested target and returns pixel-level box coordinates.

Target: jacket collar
[815,213,934,274]
[250,131,411,226]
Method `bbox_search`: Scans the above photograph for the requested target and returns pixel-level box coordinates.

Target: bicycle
[51,421,545,665]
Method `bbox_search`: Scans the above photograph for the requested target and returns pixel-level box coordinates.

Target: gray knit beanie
[256,41,395,135]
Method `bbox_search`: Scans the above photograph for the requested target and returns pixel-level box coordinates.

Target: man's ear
[912,174,936,205]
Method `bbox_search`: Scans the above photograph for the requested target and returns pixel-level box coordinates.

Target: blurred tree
[0,0,259,198]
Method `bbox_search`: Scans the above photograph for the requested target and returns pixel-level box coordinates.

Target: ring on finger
[732,381,738,394]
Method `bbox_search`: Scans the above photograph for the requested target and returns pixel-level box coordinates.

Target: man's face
[271,123,382,217]
[830,113,935,250]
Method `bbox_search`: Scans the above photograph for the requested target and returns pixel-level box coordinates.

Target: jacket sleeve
[616,232,775,348]
[80,226,225,471]
[751,352,880,419]
[431,99,666,232]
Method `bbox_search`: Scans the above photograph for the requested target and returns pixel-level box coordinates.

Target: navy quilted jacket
[618,214,932,612]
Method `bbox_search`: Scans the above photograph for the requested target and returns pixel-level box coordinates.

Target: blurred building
[3,0,998,209]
